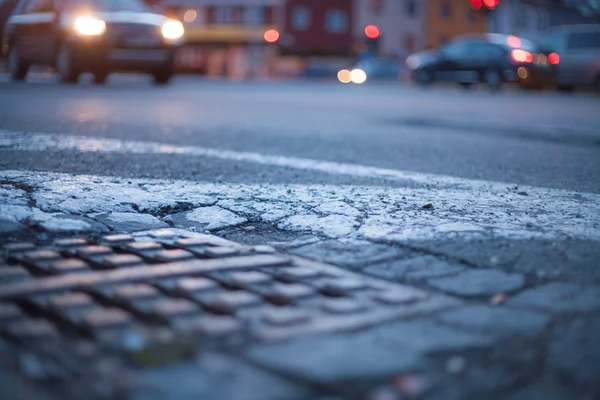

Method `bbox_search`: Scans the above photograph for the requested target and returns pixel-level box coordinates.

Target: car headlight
[350,68,367,84]
[73,17,106,36]
[162,20,184,40]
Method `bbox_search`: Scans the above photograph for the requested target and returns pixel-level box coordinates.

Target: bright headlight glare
[162,20,184,40]
[73,17,106,36]
[350,68,367,84]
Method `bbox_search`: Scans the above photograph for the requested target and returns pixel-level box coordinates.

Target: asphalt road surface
[1,73,599,192]
[1,73,600,400]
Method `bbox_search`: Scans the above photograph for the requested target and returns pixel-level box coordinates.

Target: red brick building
[282,0,354,56]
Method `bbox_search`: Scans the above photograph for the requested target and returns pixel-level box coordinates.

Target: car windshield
[63,0,147,12]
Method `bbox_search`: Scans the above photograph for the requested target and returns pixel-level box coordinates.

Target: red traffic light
[365,25,380,39]
[264,29,280,43]
[470,0,483,10]
[471,0,498,10]
[483,0,498,9]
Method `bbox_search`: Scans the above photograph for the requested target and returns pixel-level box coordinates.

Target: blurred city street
[2,0,600,397]
[1,73,600,400]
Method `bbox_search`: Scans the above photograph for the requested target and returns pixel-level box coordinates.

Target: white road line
[0,129,543,192]
[1,170,599,241]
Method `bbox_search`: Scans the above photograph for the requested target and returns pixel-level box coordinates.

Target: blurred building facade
[150,0,284,78]
[487,0,598,43]
[281,0,353,56]
[353,0,427,59]
[425,0,487,49]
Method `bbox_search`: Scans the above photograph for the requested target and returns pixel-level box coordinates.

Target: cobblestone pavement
[1,170,600,400]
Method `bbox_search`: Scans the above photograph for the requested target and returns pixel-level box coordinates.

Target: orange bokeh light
[264,29,280,43]
[511,49,533,63]
[364,25,380,39]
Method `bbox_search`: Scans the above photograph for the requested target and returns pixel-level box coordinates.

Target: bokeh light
[511,49,533,63]
[517,67,528,79]
[470,0,482,10]
[364,25,380,39]
[264,29,280,43]
[506,35,521,48]
[484,0,498,9]
[548,52,560,65]
[338,69,351,84]
[183,9,197,23]
[350,69,367,84]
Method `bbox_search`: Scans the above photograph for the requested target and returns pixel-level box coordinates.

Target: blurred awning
[184,25,277,43]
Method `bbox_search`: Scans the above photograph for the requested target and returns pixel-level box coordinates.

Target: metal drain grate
[1,229,457,379]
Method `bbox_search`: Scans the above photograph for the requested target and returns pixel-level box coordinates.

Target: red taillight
[484,0,499,9]
[511,49,533,63]
[548,52,560,65]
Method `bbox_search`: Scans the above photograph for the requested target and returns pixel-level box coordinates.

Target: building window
[25,0,54,13]
[325,9,348,34]
[245,6,265,25]
[406,0,416,17]
[404,34,416,52]
[215,6,234,24]
[517,6,528,29]
[535,9,548,31]
[291,6,311,30]
[440,1,451,19]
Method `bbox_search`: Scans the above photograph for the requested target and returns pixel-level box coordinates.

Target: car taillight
[511,49,533,63]
[548,52,560,65]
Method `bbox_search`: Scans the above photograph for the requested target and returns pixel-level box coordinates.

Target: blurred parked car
[532,25,600,93]
[405,34,553,90]
[4,0,184,84]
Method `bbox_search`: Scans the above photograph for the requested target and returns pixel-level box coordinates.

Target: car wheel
[414,69,432,87]
[56,45,80,84]
[557,84,574,93]
[484,70,502,90]
[459,82,473,90]
[93,70,109,85]
[153,70,173,85]
[7,43,29,81]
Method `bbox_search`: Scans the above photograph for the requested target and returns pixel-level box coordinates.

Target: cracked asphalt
[1,74,600,400]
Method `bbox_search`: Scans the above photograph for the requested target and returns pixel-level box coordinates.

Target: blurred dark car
[405,34,552,90]
[0,0,19,58]
[532,24,600,93]
[3,0,184,84]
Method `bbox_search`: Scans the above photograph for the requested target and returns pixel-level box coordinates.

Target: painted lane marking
[0,129,551,192]
[1,170,599,242]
